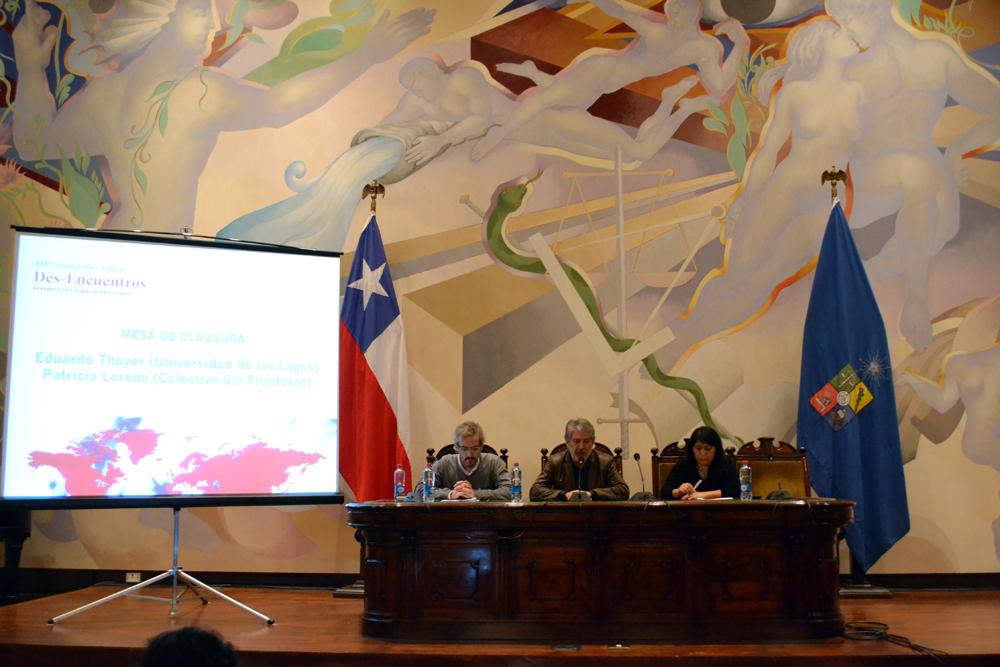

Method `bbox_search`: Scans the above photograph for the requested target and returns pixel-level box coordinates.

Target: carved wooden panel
[515,544,588,616]
[606,542,686,615]
[415,544,494,617]
[707,546,784,614]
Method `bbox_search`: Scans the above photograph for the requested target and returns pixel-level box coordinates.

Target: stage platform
[0,585,997,665]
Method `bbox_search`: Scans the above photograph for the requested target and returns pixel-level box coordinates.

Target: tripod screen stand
[48,506,274,624]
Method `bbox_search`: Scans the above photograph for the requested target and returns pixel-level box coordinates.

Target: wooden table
[347,499,854,643]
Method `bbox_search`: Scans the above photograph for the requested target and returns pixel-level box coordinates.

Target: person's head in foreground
[140,626,239,667]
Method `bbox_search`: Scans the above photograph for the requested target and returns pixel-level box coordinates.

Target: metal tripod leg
[48,507,274,625]
[48,569,175,623]
[174,570,273,624]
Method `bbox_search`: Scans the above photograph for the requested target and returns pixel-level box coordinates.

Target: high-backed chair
[650,440,689,498]
[540,443,623,475]
[426,444,508,468]
[651,439,738,498]
[733,437,811,498]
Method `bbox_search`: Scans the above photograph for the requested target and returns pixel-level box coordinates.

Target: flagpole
[818,166,893,600]
[615,147,630,457]
[334,179,387,601]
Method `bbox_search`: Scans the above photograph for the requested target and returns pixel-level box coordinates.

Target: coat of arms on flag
[809,362,875,431]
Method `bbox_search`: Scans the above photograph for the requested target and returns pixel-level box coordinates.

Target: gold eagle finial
[821,166,847,202]
[362,180,385,213]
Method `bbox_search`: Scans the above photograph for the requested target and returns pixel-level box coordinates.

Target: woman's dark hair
[685,425,727,473]
[140,626,239,667]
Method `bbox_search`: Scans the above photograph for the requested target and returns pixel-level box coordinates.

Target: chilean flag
[339,216,411,501]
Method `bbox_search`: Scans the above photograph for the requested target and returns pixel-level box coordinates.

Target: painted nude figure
[826,0,1000,350]
[12,0,432,232]
[470,0,748,160]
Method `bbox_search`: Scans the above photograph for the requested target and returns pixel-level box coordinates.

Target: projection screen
[1,228,343,508]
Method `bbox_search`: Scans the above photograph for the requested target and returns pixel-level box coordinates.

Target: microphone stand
[570,457,590,501]
[630,452,656,501]
[634,453,645,495]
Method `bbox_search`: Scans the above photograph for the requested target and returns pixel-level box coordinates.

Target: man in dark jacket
[530,417,629,501]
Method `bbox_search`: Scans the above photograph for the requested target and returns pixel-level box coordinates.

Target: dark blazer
[660,457,739,500]
[530,450,629,501]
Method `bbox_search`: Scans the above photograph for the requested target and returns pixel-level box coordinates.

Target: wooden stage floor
[0,585,998,666]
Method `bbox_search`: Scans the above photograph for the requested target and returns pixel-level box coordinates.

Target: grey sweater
[425,452,512,501]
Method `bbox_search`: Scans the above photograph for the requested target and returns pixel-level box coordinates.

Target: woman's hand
[944,145,969,188]
[673,482,695,498]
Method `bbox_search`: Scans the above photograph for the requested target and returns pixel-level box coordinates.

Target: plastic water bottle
[739,460,752,501]
[421,463,435,503]
[393,464,406,501]
[510,463,522,503]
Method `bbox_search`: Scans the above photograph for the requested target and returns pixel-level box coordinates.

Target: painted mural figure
[899,344,1000,473]
[10,0,433,233]
[220,56,709,249]
[897,294,1000,477]
[469,0,749,160]
[363,56,711,169]
[825,0,1000,351]
[661,19,864,372]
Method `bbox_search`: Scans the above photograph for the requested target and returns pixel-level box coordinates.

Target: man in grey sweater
[426,421,511,501]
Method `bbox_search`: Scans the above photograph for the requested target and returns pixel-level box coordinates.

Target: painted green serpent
[483,177,720,434]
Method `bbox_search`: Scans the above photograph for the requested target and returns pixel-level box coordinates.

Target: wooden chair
[426,444,508,468]
[650,440,688,498]
[733,437,811,498]
[651,440,738,498]
[540,443,623,475]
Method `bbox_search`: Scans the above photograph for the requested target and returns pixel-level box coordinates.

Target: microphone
[630,451,656,501]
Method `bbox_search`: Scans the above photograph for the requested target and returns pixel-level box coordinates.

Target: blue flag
[797,202,909,572]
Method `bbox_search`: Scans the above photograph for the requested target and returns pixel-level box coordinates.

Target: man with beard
[425,422,511,501]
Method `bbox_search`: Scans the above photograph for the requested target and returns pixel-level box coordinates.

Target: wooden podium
[347,499,853,643]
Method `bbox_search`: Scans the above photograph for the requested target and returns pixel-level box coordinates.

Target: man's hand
[405,134,448,166]
[13,0,58,72]
[448,480,475,500]
[364,8,435,65]
[564,490,592,500]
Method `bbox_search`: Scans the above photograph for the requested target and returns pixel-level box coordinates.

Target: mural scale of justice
[1,0,998,538]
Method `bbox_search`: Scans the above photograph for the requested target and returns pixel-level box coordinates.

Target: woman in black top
[661,426,739,500]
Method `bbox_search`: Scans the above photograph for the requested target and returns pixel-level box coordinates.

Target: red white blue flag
[340,216,411,501]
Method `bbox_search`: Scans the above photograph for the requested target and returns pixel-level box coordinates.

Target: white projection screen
[1,228,343,508]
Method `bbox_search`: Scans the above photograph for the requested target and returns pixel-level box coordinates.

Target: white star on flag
[347,259,388,309]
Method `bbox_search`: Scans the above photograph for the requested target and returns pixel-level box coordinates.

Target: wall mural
[1,0,997,575]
